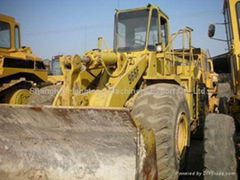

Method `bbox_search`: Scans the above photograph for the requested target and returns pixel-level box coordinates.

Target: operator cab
[114,5,169,53]
[0,14,20,51]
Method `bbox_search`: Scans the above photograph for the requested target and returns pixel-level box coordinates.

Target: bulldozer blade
[0,105,139,180]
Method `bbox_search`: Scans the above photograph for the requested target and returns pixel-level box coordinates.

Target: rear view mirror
[208,24,216,38]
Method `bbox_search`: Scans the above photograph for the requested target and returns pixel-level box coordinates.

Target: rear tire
[204,114,237,180]
[0,81,32,104]
[131,83,190,180]
[8,89,31,104]
[219,97,229,114]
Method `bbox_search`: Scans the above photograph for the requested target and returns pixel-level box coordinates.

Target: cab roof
[0,13,18,24]
[116,4,169,20]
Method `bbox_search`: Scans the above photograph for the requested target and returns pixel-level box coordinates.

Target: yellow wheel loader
[204,0,240,179]
[0,5,216,179]
[0,14,48,104]
[191,51,219,140]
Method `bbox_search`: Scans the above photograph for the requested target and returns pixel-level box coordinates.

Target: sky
[1,0,227,59]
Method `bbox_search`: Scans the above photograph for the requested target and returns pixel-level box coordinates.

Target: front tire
[131,83,190,180]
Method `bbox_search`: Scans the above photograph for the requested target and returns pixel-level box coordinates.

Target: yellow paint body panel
[47,75,63,84]
[225,0,240,99]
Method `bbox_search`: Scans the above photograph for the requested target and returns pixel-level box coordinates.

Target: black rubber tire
[0,81,32,103]
[204,114,237,180]
[192,83,209,140]
[217,82,233,99]
[27,85,61,105]
[219,97,229,114]
[131,83,190,180]
[218,73,232,83]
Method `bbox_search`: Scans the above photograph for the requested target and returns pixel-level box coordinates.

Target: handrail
[162,27,194,75]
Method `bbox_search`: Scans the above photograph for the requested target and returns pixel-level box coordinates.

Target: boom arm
[54,50,148,107]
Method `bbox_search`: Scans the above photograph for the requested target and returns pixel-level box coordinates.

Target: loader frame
[54,5,207,131]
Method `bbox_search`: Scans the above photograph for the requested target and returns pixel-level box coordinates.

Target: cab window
[236,2,240,35]
[116,10,148,52]
[160,17,168,47]
[0,21,11,48]
[224,2,233,49]
[148,9,159,50]
[15,26,20,49]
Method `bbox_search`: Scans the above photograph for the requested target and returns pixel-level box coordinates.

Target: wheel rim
[176,113,188,159]
[9,89,31,104]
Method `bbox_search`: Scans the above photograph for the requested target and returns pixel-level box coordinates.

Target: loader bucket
[0,105,141,180]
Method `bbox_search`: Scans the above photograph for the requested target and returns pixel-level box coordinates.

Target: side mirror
[208,24,216,38]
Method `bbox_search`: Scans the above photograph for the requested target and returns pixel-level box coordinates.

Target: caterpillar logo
[128,66,139,84]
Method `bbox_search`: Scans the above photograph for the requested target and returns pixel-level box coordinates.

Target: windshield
[15,26,20,49]
[0,21,11,48]
[236,2,240,39]
[224,3,233,50]
[115,9,149,52]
